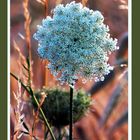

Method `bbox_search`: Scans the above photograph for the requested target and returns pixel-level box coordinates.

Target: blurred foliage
[32,88,91,128]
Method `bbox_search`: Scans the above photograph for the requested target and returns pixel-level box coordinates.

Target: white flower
[33,1,118,85]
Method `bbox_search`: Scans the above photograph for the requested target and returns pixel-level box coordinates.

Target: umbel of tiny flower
[33,1,118,85]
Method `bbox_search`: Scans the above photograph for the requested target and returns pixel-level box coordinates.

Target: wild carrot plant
[11,0,128,140]
[33,1,118,139]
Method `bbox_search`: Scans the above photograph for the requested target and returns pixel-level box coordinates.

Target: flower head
[34,1,118,85]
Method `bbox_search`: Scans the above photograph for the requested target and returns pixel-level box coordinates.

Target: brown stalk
[82,0,88,6]
[45,0,49,16]
[44,0,52,87]
[13,41,26,81]
[23,0,33,88]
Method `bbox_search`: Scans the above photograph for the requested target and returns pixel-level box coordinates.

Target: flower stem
[32,95,56,140]
[58,128,62,140]
[69,86,73,140]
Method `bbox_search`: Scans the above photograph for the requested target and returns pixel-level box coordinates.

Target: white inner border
[8,0,10,139]
[128,0,132,139]
[7,0,132,139]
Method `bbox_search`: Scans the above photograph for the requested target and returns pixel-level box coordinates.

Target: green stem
[33,95,56,140]
[10,73,56,140]
[10,73,29,93]
[58,128,62,140]
[69,86,73,140]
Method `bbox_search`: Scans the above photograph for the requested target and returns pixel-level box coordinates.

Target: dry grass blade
[13,41,31,86]
[32,92,46,131]
[13,40,26,64]
[18,33,25,40]
[99,70,128,127]
[23,0,31,56]
[13,43,27,86]
[76,127,88,140]
[23,0,33,88]
[89,70,115,96]
[37,92,46,110]
[116,32,128,59]
[12,81,29,139]
[36,0,46,5]
[107,109,128,134]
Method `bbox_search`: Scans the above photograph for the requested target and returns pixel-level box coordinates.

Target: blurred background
[10,0,128,139]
